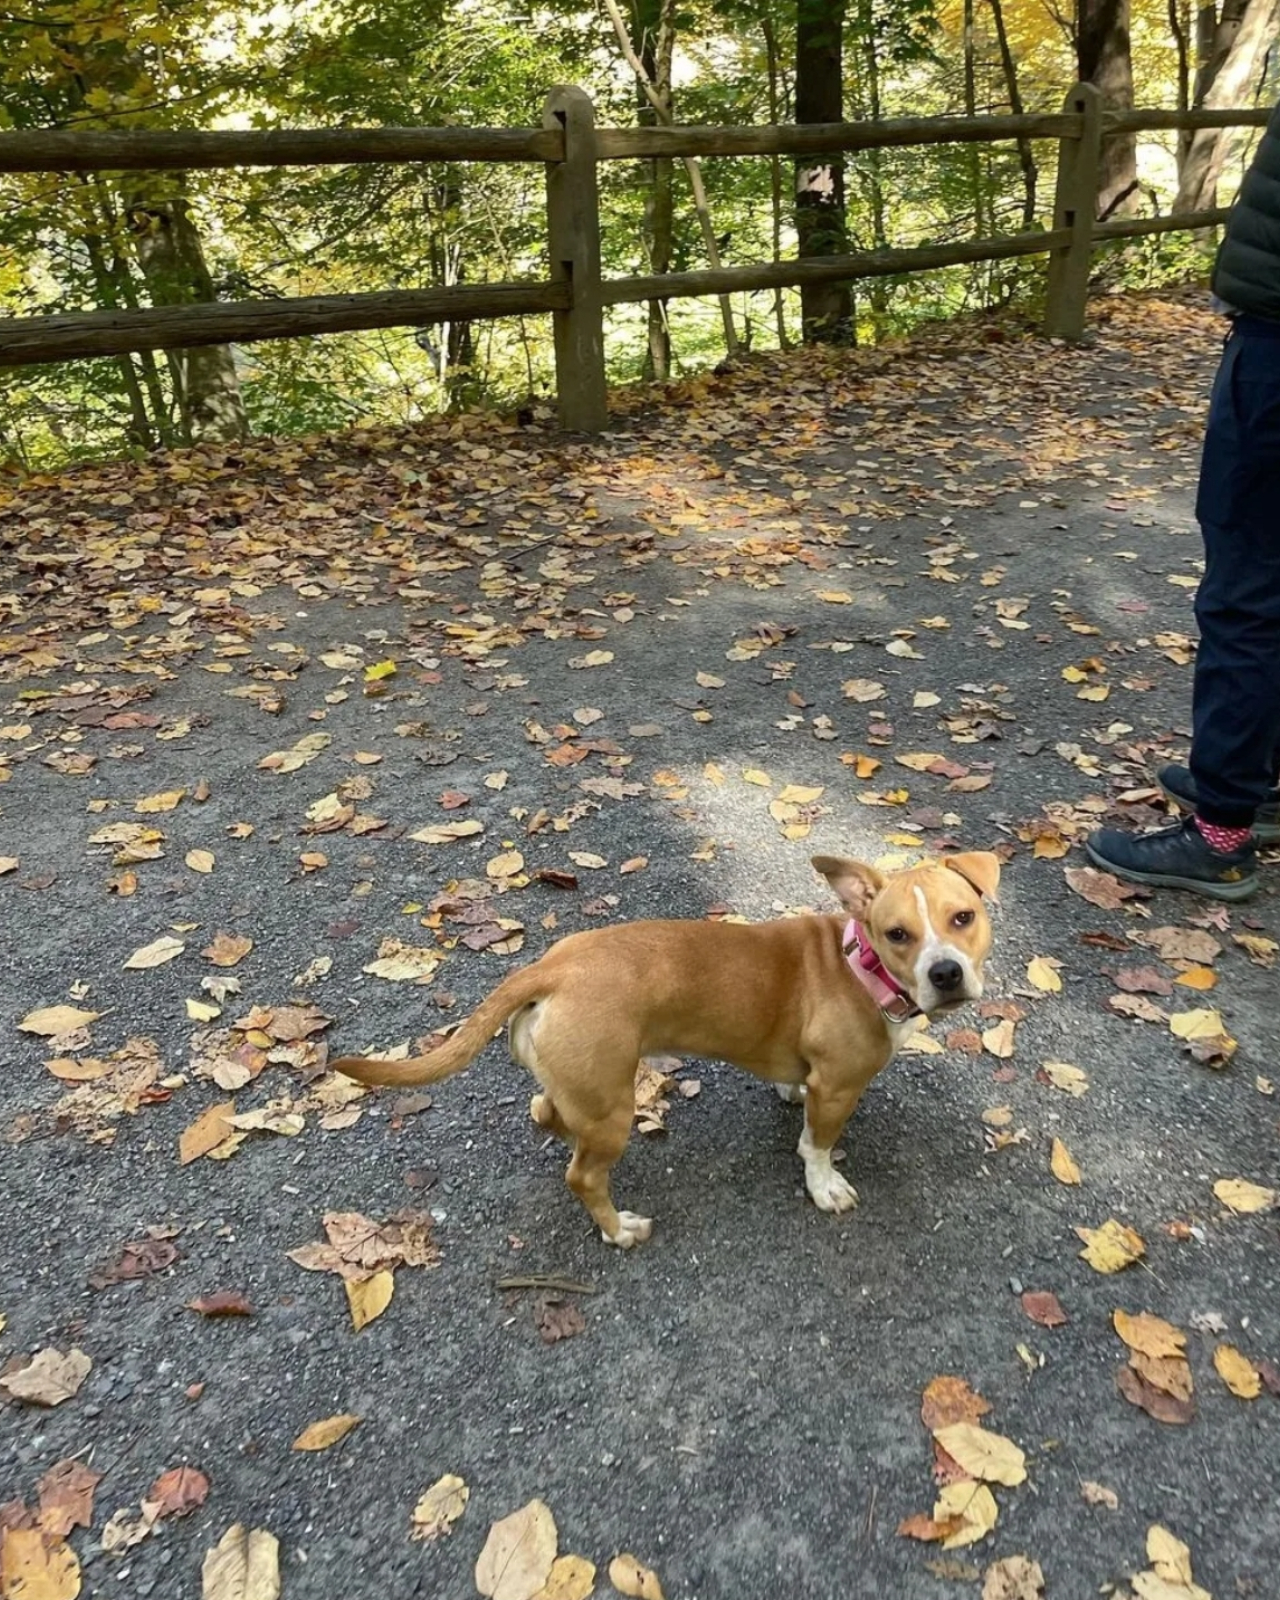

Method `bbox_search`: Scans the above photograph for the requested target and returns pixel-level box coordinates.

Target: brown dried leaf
[1020,1291,1067,1328]
[607,1554,664,1600]
[148,1466,210,1519]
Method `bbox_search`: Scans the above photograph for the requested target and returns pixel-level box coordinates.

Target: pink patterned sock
[1195,816,1252,853]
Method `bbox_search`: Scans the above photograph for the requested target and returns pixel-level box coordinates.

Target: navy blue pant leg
[1189,317,1280,827]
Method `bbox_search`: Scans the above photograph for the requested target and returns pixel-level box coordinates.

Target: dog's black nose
[928,959,964,992]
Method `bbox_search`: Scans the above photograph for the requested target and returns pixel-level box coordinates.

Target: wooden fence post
[1043,82,1103,341]
[544,86,607,432]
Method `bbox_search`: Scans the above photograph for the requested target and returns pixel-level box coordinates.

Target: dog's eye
[886,927,911,944]
[952,909,975,928]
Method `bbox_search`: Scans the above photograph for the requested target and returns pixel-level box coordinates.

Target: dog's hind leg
[563,1106,650,1247]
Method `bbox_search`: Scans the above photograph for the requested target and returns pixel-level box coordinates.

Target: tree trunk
[963,0,986,234]
[988,0,1038,228]
[762,15,791,350]
[631,0,675,379]
[1175,0,1279,211]
[795,0,852,343]
[855,0,890,339]
[128,187,248,444]
[1077,0,1140,219]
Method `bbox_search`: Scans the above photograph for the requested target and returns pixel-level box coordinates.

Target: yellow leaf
[533,1554,596,1600]
[135,788,185,813]
[186,849,216,874]
[1213,1177,1277,1214]
[200,1523,280,1600]
[1213,1344,1261,1399]
[896,751,945,772]
[292,1413,362,1451]
[124,934,185,970]
[568,650,613,669]
[1146,1526,1195,1585]
[1113,1310,1186,1360]
[932,1480,999,1549]
[913,691,941,708]
[981,1020,1017,1059]
[1026,956,1062,993]
[607,1554,664,1600]
[345,1270,394,1331]
[185,998,222,1023]
[0,1527,82,1600]
[1042,1060,1088,1096]
[619,856,648,874]
[1076,1219,1145,1273]
[487,850,525,879]
[852,754,882,778]
[703,762,725,786]
[364,659,397,680]
[742,768,771,787]
[475,1499,557,1600]
[931,1422,1026,1486]
[777,784,824,805]
[18,1005,101,1037]
[1174,966,1217,991]
[695,672,725,689]
[1050,1137,1081,1185]
[1168,1008,1224,1041]
[411,1474,470,1542]
[1060,665,1088,682]
[1077,684,1111,702]
[179,1100,237,1165]
[816,589,853,604]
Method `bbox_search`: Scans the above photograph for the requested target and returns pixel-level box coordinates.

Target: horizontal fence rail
[0,83,1267,429]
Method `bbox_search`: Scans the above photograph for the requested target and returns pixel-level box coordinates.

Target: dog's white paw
[775,1082,807,1105]
[805,1162,859,1214]
[603,1211,653,1249]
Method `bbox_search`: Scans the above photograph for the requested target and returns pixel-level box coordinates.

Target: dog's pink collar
[843,919,923,1023]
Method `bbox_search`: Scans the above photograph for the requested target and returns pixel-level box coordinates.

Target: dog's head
[812,851,1000,1016]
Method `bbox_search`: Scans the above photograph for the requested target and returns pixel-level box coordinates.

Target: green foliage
[0,0,1244,466]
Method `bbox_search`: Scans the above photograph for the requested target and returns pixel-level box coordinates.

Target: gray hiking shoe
[1156,764,1280,845]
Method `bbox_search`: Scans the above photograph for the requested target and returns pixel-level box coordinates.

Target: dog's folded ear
[942,851,1002,902]
[811,855,885,916]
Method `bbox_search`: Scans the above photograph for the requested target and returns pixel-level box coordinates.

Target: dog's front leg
[798,1073,865,1214]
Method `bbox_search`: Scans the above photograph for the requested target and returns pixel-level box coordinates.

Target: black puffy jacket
[1213,99,1280,323]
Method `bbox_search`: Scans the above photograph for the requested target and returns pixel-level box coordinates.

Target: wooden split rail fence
[0,84,1269,431]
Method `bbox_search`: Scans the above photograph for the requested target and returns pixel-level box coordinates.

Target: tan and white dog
[331,852,999,1247]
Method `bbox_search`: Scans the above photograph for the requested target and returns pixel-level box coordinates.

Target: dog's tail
[329,965,548,1089]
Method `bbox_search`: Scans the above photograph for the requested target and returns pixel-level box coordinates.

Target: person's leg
[1188,323,1280,828]
[1087,320,1280,898]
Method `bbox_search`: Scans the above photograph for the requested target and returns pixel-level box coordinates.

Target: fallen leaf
[1212,1177,1277,1214]
[179,1100,237,1164]
[932,1480,999,1548]
[124,934,185,970]
[345,1269,394,1331]
[1115,1364,1195,1425]
[186,1291,254,1318]
[475,1499,558,1600]
[1041,1061,1088,1096]
[1173,965,1217,991]
[1169,1007,1226,1042]
[411,1474,469,1542]
[1064,866,1147,909]
[1134,926,1221,965]
[1113,1310,1186,1360]
[1076,1220,1145,1273]
[18,1006,101,1037]
[1080,1480,1118,1509]
[0,1347,91,1407]
[203,932,253,967]
[292,1414,362,1451]
[981,1020,1016,1059]
[1049,1139,1081,1185]
[201,1523,281,1600]
[898,1512,966,1543]
[89,1236,179,1288]
[411,818,485,844]
[533,1554,596,1600]
[1020,1291,1067,1328]
[135,788,184,813]
[842,678,886,702]
[535,1297,587,1344]
[931,1423,1026,1486]
[1025,956,1062,993]
[0,1528,81,1600]
[37,1459,102,1538]
[981,1555,1044,1600]
[607,1554,664,1600]
[1213,1344,1261,1399]
[921,1375,991,1431]
[149,1466,210,1519]
[186,849,216,874]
